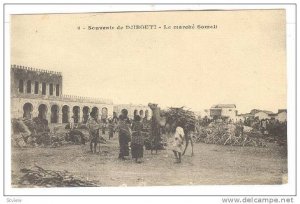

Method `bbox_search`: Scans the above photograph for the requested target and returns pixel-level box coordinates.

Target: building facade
[254,111,272,120]
[275,109,287,122]
[241,109,287,122]
[210,104,237,121]
[113,104,151,120]
[11,65,113,123]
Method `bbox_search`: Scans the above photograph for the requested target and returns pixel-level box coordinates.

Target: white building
[254,111,272,120]
[275,109,287,122]
[210,104,237,121]
[195,109,210,119]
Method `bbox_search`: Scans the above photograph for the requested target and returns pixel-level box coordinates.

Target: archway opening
[139,110,144,118]
[91,107,99,120]
[133,109,138,118]
[38,104,48,120]
[101,107,108,121]
[145,110,149,120]
[121,109,128,118]
[73,106,80,123]
[51,105,59,123]
[23,103,33,119]
[82,106,90,123]
[62,105,70,123]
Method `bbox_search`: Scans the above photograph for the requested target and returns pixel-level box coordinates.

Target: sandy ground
[11,131,287,187]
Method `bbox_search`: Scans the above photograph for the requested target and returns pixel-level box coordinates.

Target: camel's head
[148,103,158,110]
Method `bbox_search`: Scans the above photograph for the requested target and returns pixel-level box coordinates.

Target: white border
[2,3,297,196]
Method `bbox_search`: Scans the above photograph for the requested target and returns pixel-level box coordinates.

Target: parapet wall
[11,64,62,75]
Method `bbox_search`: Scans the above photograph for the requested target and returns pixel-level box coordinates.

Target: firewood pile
[19,166,98,187]
[164,107,197,133]
[194,122,267,147]
[12,118,70,148]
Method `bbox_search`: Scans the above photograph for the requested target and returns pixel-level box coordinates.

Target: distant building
[241,109,287,122]
[195,109,210,119]
[239,113,254,120]
[235,114,245,122]
[210,104,237,121]
[113,104,151,119]
[254,111,273,120]
[275,109,287,122]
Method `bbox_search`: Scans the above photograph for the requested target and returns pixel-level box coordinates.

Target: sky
[10,10,287,114]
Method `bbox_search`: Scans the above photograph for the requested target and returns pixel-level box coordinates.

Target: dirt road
[11,133,287,186]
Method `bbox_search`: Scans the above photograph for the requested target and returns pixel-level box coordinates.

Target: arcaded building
[11,65,114,124]
[113,104,151,120]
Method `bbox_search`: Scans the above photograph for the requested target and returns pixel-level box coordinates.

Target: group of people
[84,108,187,164]
[86,109,146,163]
[116,109,145,163]
[116,109,187,164]
[244,117,287,138]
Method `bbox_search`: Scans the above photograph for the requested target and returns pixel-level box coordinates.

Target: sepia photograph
[2,3,297,202]
[9,8,289,188]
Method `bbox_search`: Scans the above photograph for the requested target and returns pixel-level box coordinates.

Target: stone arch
[91,107,99,120]
[82,106,90,123]
[73,106,80,123]
[38,104,48,120]
[134,109,138,117]
[145,110,149,120]
[113,111,118,118]
[62,105,70,123]
[101,107,108,120]
[139,110,144,117]
[23,102,33,119]
[121,109,128,118]
[51,104,60,123]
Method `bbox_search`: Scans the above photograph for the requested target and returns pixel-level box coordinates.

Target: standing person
[131,115,144,163]
[108,119,114,140]
[172,126,185,163]
[70,116,75,130]
[87,111,100,154]
[261,119,267,135]
[101,119,107,135]
[117,115,131,160]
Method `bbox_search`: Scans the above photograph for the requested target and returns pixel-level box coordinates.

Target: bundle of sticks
[195,122,266,147]
[19,165,98,187]
[164,107,197,133]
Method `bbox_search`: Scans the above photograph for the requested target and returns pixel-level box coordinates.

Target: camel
[148,103,194,156]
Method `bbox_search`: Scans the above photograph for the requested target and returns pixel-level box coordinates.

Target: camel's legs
[151,141,154,154]
[94,143,97,153]
[190,138,194,156]
[173,150,178,159]
[182,139,189,156]
[90,142,93,153]
[178,152,182,163]
[173,151,181,163]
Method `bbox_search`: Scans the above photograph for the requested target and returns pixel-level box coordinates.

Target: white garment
[172,127,185,153]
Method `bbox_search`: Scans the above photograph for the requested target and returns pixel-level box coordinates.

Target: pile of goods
[194,122,266,147]
[11,118,90,148]
[164,107,197,133]
[65,123,89,130]
[19,166,98,187]
[11,118,56,148]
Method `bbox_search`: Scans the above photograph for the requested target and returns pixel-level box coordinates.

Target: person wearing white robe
[172,126,185,163]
